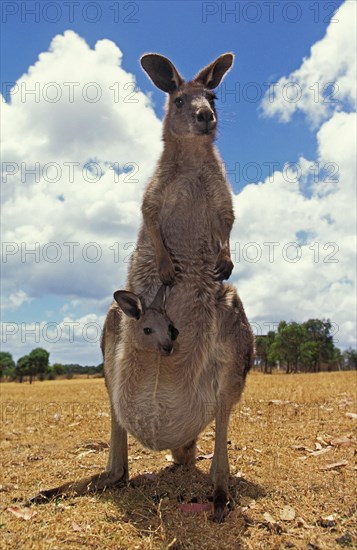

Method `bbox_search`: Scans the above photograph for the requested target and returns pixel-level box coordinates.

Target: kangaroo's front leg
[210,399,233,522]
[142,195,176,284]
[212,200,234,281]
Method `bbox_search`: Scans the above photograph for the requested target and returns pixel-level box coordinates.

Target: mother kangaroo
[32,54,254,523]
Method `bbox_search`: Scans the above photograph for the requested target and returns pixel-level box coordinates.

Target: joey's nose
[196,107,215,123]
[161,343,173,355]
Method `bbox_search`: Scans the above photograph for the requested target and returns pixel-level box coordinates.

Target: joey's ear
[194,53,234,89]
[149,284,168,310]
[113,290,143,320]
[141,53,184,93]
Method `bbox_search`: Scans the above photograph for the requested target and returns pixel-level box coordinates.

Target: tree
[52,363,65,376]
[0,352,15,380]
[302,319,335,371]
[16,355,32,383]
[270,321,306,373]
[343,348,357,370]
[256,332,276,373]
[29,348,50,381]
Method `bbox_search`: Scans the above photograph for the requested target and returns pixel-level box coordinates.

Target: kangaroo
[31,53,254,523]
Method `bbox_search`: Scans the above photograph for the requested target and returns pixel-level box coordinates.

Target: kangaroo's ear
[114,290,143,320]
[141,53,184,93]
[194,53,234,89]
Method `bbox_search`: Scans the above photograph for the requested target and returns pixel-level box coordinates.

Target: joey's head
[114,285,179,356]
[140,53,234,141]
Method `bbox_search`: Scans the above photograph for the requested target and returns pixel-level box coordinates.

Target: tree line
[255,319,357,373]
[1,319,356,382]
[0,348,103,383]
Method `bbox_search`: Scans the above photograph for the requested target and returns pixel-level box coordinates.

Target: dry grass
[1,371,356,549]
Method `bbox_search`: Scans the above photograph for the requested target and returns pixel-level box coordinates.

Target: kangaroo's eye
[174,97,184,108]
[144,327,152,335]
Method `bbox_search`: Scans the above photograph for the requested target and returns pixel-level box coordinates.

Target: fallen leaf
[0,483,18,492]
[263,512,275,523]
[320,460,348,471]
[7,506,37,521]
[240,496,256,508]
[76,450,96,459]
[268,400,290,405]
[319,514,337,528]
[82,440,109,451]
[329,436,353,448]
[296,517,314,529]
[345,412,357,420]
[314,442,323,451]
[72,521,82,532]
[262,512,283,534]
[253,448,263,454]
[308,447,332,457]
[292,444,313,452]
[96,412,109,418]
[180,503,212,514]
[335,532,353,546]
[144,472,157,481]
[280,505,296,521]
[316,436,329,447]
[165,454,173,462]
[197,452,214,460]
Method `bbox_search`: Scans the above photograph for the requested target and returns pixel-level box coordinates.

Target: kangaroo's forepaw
[214,255,234,281]
[158,256,176,285]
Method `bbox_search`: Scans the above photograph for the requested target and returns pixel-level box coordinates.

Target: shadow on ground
[99,464,266,549]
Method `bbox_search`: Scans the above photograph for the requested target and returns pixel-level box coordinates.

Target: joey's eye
[144,327,152,335]
[174,97,184,108]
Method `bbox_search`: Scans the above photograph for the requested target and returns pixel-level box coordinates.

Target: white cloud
[233,1,356,348]
[0,313,105,366]
[261,1,356,127]
[2,290,31,310]
[1,30,162,311]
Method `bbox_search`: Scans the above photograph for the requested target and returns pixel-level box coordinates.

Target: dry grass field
[1,371,356,549]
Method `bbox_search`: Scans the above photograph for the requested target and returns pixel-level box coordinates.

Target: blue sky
[1,1,355,364]
[1,0,345,181]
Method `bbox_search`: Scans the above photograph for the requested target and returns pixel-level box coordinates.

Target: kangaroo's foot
[28,470,127,504]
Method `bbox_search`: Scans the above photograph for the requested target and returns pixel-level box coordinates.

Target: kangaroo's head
[114,285,179,356]
[141,53,234,141]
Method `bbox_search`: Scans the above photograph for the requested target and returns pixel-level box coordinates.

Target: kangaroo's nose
[196,107,215,123]
[161,343,173,355]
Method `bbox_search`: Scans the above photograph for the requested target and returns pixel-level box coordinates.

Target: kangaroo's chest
[159,179,214,251]
[113,349,217,451]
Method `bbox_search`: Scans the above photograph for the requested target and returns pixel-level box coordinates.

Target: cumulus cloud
[261,1,356,127]
[1,30,162,305]
[233,1,356,348]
